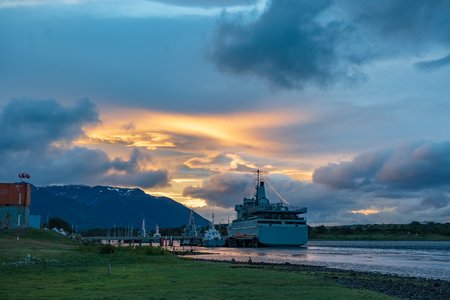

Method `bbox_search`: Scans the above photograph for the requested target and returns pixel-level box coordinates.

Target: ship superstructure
[228,171,308,247]
[202,213,225,247]
[181,209,202,246]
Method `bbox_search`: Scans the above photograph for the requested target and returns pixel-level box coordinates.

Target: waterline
[183,240,450,281]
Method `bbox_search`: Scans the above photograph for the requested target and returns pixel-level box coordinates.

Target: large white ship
[228,171,308,247]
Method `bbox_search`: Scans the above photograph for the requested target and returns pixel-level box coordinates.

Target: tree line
[308,222,450,239]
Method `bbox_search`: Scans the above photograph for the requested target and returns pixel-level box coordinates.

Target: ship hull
[228,219,308,247]
[203,239,226,247]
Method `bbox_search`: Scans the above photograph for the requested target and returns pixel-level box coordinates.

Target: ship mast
[254,169,261,200]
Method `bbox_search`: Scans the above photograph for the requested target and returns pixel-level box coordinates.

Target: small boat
[202,213,225,247]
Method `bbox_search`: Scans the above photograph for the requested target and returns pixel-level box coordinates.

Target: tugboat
[202,213,225,247]
[228,170,308,247]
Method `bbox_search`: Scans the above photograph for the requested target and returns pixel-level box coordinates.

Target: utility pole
[16,185,21,240]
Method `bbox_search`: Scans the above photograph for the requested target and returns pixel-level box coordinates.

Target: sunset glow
[79,108,309,153]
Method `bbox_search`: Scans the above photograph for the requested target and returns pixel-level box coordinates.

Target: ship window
[257,220,282,224]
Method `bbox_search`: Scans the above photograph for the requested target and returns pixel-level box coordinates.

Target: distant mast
[187,210,198,237]
[141,219,146,237]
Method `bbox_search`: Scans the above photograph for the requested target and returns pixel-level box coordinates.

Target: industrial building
[0,182,32,229]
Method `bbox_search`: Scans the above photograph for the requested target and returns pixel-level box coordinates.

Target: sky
[1,0,450,225]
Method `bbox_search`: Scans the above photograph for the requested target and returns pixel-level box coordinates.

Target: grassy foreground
[0,230,393,300]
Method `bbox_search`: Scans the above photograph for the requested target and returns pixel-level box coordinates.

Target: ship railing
[286,206,307,213]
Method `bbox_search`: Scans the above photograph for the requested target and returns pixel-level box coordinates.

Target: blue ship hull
[228,219,308,247]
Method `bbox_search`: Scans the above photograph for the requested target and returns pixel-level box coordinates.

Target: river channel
[183,240,450,281]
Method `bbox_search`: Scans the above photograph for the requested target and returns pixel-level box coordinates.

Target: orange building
[0,183,31,228]
[0,183,31,207]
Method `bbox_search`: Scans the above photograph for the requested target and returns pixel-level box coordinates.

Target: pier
[228,236,258,247]
[82,235,203,248]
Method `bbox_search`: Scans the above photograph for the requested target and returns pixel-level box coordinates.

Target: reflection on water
[183,240,450,281]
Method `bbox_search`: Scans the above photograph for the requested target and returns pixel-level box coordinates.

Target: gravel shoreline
[185,258,450,300]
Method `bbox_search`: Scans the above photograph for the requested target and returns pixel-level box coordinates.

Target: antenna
[263,175,290,205]
[254,169,264,199]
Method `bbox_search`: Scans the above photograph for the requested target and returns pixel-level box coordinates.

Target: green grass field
[0,229,395,299]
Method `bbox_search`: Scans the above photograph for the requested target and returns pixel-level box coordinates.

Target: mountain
[29,185,209,230]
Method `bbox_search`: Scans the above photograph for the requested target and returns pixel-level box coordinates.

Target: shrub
[145,246,166,256]
[99,244,115,254]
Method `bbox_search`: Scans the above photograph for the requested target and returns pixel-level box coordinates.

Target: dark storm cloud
[111,148,152,173]
[343,0,450,46]
[26,147,169,188]
[210,0,363,89]
[106,148,169,188]
[274,175,449,224]
[313,141,450,190]
[0,98,98,152]
[210,0,450,89]
[0,99,169,189]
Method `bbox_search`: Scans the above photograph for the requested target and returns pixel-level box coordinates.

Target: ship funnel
[256,181,269,206]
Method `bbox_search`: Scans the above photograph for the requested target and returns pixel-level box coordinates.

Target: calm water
[183,240,450,281]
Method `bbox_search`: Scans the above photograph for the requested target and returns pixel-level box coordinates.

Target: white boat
[202,214,225,247]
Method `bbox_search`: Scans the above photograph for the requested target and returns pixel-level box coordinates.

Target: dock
[82,235,203,248]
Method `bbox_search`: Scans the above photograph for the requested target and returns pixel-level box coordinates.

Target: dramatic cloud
[210,0,363,88]
[343,0,450,47]
[313,141,450,190]
[0,98,98,152]
[183,172,253,208]
[210,0,450,89]
[26,147,168,188]
[0,99,169,189]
